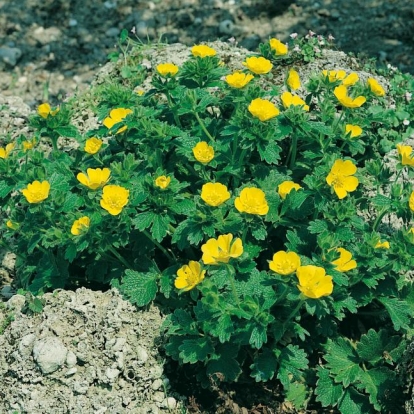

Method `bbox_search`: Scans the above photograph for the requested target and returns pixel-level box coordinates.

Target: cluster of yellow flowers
[175,233,243,291]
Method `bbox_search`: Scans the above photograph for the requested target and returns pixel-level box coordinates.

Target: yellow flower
[409,191,414,212]
[297,265,333,299]
[281,91,309,111]
[77,168,111,190]
[191,45,217,58]
[345,124,363,138]
[269,251,301,275]
[235,187,269,215]
[156,63,179,77]
[103,108,133,134]
[37,103,59,119]
[100,185,129,216]
[22,180,50,204]
[334,85,366,108]
[6,220,19,230]
[367,78,385,96]
[397,144,414,167]
[278,181,302,200]
[0,143,15,159]
[193,142,214,164]
[375,240,390,249]
[201,234,243,265]
[248,98,280,121]
[243,56,273,75]
[175,261,206,291]
[286,68,300,90]
[201,182,231,207]
[331,247,357,272]
[71,216,90,236]
[322,70,346,82]
[326,159,359,199]
[84,137,103,154]
[269,38,288,55]
[155,175,171,190]
[22,139,36,152]
[225,72,254,88]
[342,73,359,86]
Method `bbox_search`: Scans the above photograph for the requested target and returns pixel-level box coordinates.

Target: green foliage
[1,33,414,412]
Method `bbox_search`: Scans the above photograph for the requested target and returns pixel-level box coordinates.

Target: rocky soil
[0,0,413,108]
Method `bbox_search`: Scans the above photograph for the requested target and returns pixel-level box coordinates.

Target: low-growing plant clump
[1,31,414,413]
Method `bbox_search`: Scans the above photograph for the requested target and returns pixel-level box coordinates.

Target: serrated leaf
[371,194,392,208]
[277,344,309,389]
[285,381,308,409]
[28,233,43,254]
[210,313,233,343]
[54,125,80,138]
[324,337,363,387]
[62,192,83,213]
[64,243,77,263]
[308,219,329,234]
[206,344,241,382]
[315,367,344,407]
[337,387,371,414]
[378,297,411,331]
[170,199,196,215]
[179,337,213,364]
[151,215,169,242]
[119,269,158,307]
[28,297,44,314]
[357,329,400,365]
[249,325,267,349]
[251,224,267,240]
[132,211,156,231]
[0,180,14,199]
[359,367,396,411]
[250,348,277,382]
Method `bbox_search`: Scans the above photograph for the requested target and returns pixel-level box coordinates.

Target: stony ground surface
[0,288,181,414]
[0,0,413,107]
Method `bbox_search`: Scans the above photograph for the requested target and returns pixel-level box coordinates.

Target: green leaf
[285,381,308,410]
[206,344,241,382]
[357,329,401,365]
[251,223,267,240]
[249,324,267,349]
[132,211,156,231]
[258,141,281,164]
[151,215,169,242]
[210,313,233,343]
[0,180,13,199]
[64,243,77,263]
[119,28,128,42]
[170,199,196,215]
[308,219,329,234]
[337,387,371,414]
[324,337,363,387]
[315,367,344,407]
[62,192,83,213]
[378,297,411,331]
[359,367,396,411]
[54,125,80,138]
[119,269,158,307]
[27,233,43,254]
[179,337,214,364]
[277,344,309,390]
[250,348,277,382]
[28,297,44,314]
[371,194,392,208]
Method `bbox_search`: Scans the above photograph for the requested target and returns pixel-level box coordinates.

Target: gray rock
[219,19,234,35]
[6,293,25,311]
[33,337,68,374]
[105,27,120,37]
[18,334,36,357]
[0,47,22,66]
[239,35,261,51]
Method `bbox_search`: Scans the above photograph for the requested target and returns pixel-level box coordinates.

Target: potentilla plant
[1,34,414,413]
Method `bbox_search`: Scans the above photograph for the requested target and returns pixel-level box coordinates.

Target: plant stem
[289,134,298,169]
[226,265,240,306]
[193,111,215,142]
[142,230,174,262]
[284,299,305,324]
[373,208,388,232]
[107,245,133,269]
[166,93,183,128]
